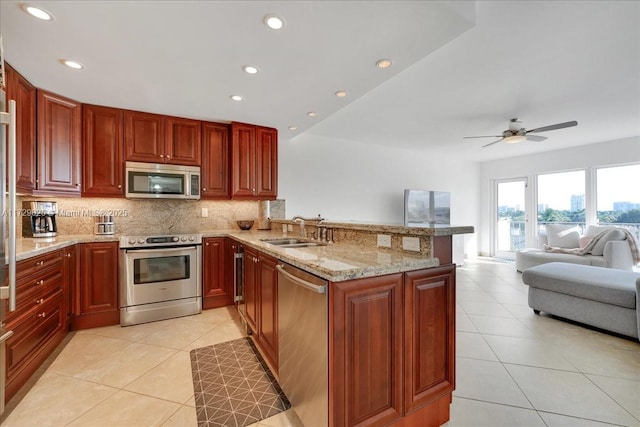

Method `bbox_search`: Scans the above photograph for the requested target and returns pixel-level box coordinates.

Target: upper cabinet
[82,104,124,197]
[123,113,201,166]
[36,90,82,195]
[231,122,277,199]
[201,122,230,199]
[4,63,37,193]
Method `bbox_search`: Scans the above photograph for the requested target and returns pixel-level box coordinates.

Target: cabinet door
[36,90,82,194]
[255,126,277,199]
[404,265,456,414]
[257,253,278,371]
[73,242,119,329]
[331,273,404,427]
[243,247,259,334]
[201,122,230,199]
[202,237,233,309]
[63,245,79,328]
[82,105,124,196]
[5,63,37,193]
[124,110,165,163]
[231,122,256,198]
[165,116,201,165]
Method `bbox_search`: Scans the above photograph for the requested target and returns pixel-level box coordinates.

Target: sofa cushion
[546,224,580,248]
[522,262,639,309]
[591,228,626,256]
[585,225,615,238]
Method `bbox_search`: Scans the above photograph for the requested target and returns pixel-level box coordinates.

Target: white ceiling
[1,1,639,162]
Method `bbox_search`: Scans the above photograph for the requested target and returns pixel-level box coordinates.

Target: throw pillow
[590,228,626,255]
[585,225,614,238]
[579,236,592,248]
[545,224,581,248]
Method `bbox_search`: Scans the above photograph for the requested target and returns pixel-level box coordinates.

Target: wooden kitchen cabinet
[243,246,259,333]
[231,122,277,199]
[3,250,66,404]
[202,237,233,309]
[72,242,119,330]
[164,115,201,166]
[124,110,165,164]
[36,90,82,195]
[330,265,456,427]
[201,122,230,199]
[63,245,79,329]
[82,104,125,196]
[4,62,37,193]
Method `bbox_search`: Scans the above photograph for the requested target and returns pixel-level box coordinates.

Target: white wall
[478,137,640,256]
[278,133,480,262]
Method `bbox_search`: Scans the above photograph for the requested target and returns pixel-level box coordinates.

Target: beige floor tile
[453,357,532,408]
[502,302,537,318]
[456,312,478,332]
[87,320,170,342]
[538,412,634,426]
[456,290,497,303]
[184,394,196,407]
[124,350,194,403]
[67,390,181,427]
[47,333,131,376]
[161,405,198,427]
[587,374,640,421]
[449,397,545,427]
[182,319,247,350]
[138,316,218,349]
[74,342,177,388]
[1,372,117,427]
[468,314,533,338]
[560,342,640,381]
[456,331,498,361]
[506,364,638,425]
[487,290,528,305]
[248,409,305,427]
[483,335,578,371]
[458,301,515,317]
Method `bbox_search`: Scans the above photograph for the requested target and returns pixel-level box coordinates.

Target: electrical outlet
[201,208,208,218]
[377,234,392,248]
[402,236,421,252]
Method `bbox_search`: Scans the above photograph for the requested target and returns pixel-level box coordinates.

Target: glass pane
[537,170,585,233]
[134,255,190,284]
[129,172,184,194]
[497,181,525,252]
[596,164,640,241]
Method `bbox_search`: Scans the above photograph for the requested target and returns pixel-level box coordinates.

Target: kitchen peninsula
[6,221,473,427]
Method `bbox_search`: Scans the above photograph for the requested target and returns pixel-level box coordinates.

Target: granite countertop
[9,230,441,282]
[269,219,474,236]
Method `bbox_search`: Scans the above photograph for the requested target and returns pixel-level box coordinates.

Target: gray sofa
[522,262,640,339]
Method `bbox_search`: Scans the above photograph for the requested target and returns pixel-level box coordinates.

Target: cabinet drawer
[5,265,63,326]
[5,291,65,379]
[15,250,63,282]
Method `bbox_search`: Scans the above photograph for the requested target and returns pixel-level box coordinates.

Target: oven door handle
[124,246,199,255]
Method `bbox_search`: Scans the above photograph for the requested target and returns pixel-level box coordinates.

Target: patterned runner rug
[190,337,291,427]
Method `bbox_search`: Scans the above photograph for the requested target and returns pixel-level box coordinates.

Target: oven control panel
[120,234,202,248]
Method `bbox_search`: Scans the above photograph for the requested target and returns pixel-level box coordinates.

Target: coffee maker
[22,201,58,238]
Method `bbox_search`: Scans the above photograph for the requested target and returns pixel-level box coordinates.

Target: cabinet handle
[35,298,44,304]
[37,312,46,318]
[36,279,44,286]
[202,188,207,191]
[166,155,171,159]
[35,260,44,267]
[206,242,209,246]
[67,253,71,258]
[75,183,80,187]
[160,154,164,158]
[117,184,122,189]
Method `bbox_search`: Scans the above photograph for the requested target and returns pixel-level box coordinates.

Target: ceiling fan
[465,118,578,147]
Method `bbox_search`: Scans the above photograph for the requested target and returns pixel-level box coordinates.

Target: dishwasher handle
[276,264,327,294]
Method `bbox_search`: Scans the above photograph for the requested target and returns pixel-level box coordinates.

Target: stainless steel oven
[119,234,202,326]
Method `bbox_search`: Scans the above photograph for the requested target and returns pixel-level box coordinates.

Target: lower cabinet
[63,245,79,329]
[242,247,278,372]
[4,250,66,404]
[202,237,233,309]
[72,242,119,330]
[330,265,456,427]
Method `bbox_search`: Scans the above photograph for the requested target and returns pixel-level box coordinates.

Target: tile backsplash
[17,196,264,236]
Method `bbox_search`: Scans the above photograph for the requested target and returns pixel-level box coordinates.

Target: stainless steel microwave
[125,161,200,200]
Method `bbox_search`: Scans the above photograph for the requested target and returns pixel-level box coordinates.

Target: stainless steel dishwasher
[277,262,328,427]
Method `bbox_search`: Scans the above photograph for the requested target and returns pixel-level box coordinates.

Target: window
[537,170,586,233]
[596,164,640,239]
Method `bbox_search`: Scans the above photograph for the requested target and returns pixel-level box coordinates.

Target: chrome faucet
[292,216,306,238]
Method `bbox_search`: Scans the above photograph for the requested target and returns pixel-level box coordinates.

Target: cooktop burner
[119,233,203,248]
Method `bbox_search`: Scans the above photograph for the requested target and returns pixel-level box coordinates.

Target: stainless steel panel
[278,262,328,427]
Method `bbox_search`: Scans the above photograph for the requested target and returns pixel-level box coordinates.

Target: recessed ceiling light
[307,112,318,117]
[60,59,84,70]
[21,4,54,21]
[264,15,284,30]
[230,95,243,101]
[242,65,259,74]
[335,90,348,98]
[288,126,297,131]
[376,59,393,69]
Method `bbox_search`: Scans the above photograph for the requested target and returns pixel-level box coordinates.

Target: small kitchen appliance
[22,201,58,238]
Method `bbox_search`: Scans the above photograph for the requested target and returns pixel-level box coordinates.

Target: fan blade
[482,139,503,148]
[464,135,503,139]
[526,135,548,142]
[527,120,578,133]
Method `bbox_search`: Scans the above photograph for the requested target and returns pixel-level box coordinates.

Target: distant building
[613,201,640,212]
[571,194,585,211]
[538,203,549,212]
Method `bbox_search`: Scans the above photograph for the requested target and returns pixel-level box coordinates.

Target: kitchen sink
[260,238,319,248]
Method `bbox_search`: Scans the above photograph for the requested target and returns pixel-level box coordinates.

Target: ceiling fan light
[503,135,527,144]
